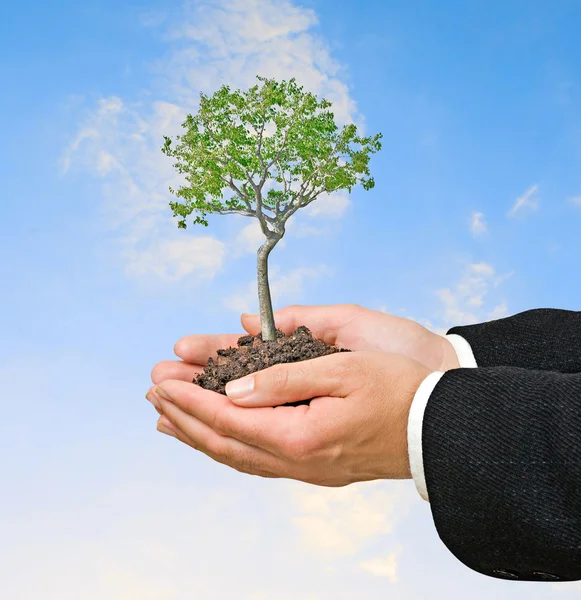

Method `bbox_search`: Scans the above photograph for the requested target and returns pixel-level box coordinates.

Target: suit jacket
[421,308,581,582]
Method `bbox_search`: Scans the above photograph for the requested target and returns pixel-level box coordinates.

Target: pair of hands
[146,304,460,486]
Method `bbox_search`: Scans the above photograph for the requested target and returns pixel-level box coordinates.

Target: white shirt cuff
[408,371,445,502]
[445,333,478,368]
[407,334,478,502]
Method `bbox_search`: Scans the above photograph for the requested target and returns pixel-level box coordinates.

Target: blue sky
[1,0,581,597]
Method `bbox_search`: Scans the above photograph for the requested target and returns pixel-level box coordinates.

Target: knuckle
[210,410,230,435]
[327,354,357,381]
[267,365,291,396]
[346,302,366,316]
[284,430,316,462]
[206,435,227,457]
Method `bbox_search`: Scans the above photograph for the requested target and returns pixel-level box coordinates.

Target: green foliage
[161,75,382,231]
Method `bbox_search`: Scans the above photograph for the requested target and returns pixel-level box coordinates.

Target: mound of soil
[193,325,351,407]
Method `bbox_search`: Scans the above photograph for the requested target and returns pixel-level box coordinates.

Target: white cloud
[568,195,581,207]
[123,236,226,281]
[487,301,509,321]
[358,547,402,582]
[435,262,512,326]
[233,221,267,256]
[285,480,410,559]
[223,264,332,314]
[470,211,487,237]
[304,190,351,219]
[63,0,365,283]
[507,184,539,218]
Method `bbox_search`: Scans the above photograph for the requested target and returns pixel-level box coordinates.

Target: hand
[239,304,460,371]
[146,350,431,485]
[150,304,458,390]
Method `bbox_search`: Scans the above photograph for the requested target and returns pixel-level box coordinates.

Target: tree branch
[275,159,291,216]
[215,207,256,218]
[222,175,255,213]
[255,116,268,180]
[258,107,301,188]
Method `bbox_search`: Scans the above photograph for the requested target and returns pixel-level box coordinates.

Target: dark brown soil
[193,325,351,407]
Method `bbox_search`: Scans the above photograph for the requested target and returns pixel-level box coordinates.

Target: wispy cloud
[304,190,351,219]
[470,211,487,237]
[223,264,332,314]
[507,184,540,218]
[286,480,410,559]
[358,546,403,582]
[568,195,581,207]
[62,0,365,284]
[232,220,269,257]
[435,261,512,326]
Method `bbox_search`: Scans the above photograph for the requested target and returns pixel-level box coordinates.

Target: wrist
[437,336,461,371]
[400,363,433,480]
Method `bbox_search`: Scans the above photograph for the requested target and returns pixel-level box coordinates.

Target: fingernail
[158,423,176,438]
[146,391,161,411]
[155,385,172,402]
[225,374,255,399]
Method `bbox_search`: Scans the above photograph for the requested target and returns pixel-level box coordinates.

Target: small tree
[162,75,382,341]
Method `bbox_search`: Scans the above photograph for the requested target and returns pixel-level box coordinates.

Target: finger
[224,351,356,407]
[159,416,281,479]
[241,304,364,345]
[156,402,290,479]
[153,379,314,458]
[151,360,204,385]
[146,387,163,415]
[173,333,245,364]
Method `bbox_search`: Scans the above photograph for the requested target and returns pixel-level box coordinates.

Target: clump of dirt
[194,325,351,407]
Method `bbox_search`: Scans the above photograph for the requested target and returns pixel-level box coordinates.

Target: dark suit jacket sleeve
[423,365,581,582]
[447,308,581,373]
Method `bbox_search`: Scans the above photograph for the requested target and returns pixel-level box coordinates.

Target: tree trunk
[257,236,279,341]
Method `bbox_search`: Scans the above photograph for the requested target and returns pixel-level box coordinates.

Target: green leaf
[161,74,382,230]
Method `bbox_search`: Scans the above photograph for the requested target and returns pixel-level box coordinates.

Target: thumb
[240,311,294,336]
[225,352,355,407]
[241,304,363,341]
[239,312,262,336]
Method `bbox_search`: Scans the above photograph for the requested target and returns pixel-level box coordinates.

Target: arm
[419,366,581,582]
[447,308,581,373]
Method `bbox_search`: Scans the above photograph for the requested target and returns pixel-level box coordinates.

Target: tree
[161,75,382,341]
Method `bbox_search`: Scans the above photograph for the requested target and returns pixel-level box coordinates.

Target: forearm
[422,366,581,581]
[446,308,581,373]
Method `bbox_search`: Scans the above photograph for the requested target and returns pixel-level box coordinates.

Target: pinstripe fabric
[422,309,581,581]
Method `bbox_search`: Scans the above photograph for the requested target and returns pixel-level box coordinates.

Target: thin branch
[257,107,301,189]
[264,107,302,172]
[225,175,254,213]
[215,207,256,218]
[274,159,291,216]
[255,116,267,178]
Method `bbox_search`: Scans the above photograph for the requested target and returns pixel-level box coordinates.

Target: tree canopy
[162,75,383,239]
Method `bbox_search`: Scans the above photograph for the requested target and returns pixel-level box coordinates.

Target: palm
[150,304,447,388]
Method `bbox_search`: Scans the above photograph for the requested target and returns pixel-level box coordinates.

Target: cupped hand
[150,304,458,389]
[146,350,431,485]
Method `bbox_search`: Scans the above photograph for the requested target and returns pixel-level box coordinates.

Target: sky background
[1,0,581,597]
